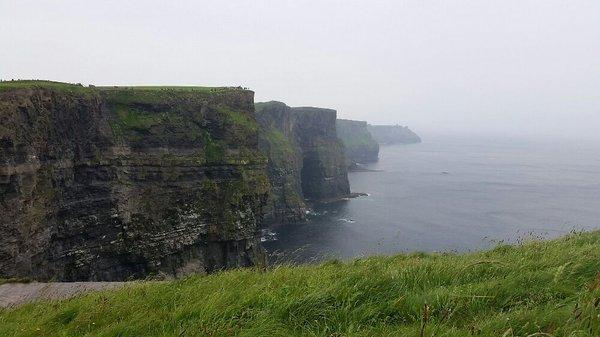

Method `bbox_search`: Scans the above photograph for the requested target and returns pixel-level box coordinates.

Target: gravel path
[0,282,126,308]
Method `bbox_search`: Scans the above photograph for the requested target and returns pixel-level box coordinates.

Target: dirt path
[0,282,127,309]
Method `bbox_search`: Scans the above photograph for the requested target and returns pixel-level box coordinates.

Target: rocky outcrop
[0,81,269,281]
[368,124,421,144]
[336,119,379,166]
[256,101,350,225]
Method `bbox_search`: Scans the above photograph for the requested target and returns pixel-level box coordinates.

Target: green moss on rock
[256,101,351,224]
[0,81,269,281]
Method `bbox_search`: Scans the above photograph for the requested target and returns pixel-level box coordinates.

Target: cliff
[256,101,350,225]
[336,119,379,166]
[368,124,421,144]
[0,80,269,281]
[292,107,350,200]
[255,102,306,225]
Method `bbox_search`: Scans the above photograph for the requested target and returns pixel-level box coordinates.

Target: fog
[2,0,599,140]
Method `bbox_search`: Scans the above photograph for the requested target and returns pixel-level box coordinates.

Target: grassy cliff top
[255,101,337,114]
[1,231,598,336]
[0,80,94,93]
[0,80,249,93]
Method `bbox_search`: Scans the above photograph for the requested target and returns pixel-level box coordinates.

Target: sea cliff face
[368,124,421,144]
[256,102,306,225]
[0,81,269,281]
[336,119,379,166]
[256,101,350,225]
[293,107,350,201]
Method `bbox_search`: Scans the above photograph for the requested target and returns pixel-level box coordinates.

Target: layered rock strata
[0,81,269,281]
[256,101,350,225]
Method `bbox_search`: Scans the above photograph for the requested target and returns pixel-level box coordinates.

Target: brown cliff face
[255,101,350,225]
[0,81,269,281]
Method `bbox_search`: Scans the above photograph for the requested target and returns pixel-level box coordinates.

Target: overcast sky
[1,0,599,139]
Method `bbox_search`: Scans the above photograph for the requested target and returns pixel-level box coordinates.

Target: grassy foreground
[1,232,599,337]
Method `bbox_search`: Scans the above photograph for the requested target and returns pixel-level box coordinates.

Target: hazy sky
[2,1,599,139]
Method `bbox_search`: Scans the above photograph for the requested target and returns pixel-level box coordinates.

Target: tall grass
[1,231,599,336]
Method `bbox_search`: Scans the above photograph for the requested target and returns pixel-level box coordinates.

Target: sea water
[264,134,600,263]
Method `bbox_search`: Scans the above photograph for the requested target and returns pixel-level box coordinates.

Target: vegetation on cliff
[257,124,306,224]
[0,80,269,281]
[102,87,262,164]
[368,124,422,144]
[0,80,98,96]
[1,231,598,336]
[336,119,379,165]
[255,101,351,225]
[286,106,350,201]
[0,80,239,93]
[255,101,307,225]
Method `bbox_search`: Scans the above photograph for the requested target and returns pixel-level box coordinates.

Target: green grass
[0,80,246,94]
[216,104,259,132]
[109,106,170,131]
[202,131,225,163]
[97,86,239,93]
[259,126,296,159]
[0,80,93,94]
[1,231,598,336]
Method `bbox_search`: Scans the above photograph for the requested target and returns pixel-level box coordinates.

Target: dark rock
[256,101,351,225]
[256,102,306,225]
[0,82,269,281]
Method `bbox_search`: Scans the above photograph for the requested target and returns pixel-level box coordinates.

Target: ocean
[264,134,600,263]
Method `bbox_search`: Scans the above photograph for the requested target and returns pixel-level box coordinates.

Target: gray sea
[264,134,600,263]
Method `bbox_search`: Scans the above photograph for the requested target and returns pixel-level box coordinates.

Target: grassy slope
[1,232,599,336]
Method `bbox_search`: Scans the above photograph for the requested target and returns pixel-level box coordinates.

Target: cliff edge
[336,119,379,166]
[0,81,269,281]
[256,101,351,225]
